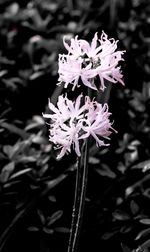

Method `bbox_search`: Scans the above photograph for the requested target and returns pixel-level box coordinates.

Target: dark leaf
[113,210,130,221]
[29,71,45,80]
[140,219,150,225]
[89,156,99,164]
[10,168,32,179]
[0,70,7,77]
[37,210,45,225]
[17,156,36,163]
[3,145,13,158]
[54,227,70,233]
[48,196,56,202]
[140,239,150,250]
[120,225,132,234]
[132,160,150,172]
[0,162,15,183]
[101,229,119,240]
[1,122,28,139]
[4,140,31,160]
[43,227,53,234]
[130,200,139,215]
[47,210,63,226]
[135,228,150,240]
[38,164,49,177]
[121,243,132,252]
[27,226,39,232]
[45,173,68,190]
[32,135,47,145]
[95,164,116,178]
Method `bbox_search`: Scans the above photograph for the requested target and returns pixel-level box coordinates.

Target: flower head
[43,94,115,159]
[58,31,125,91]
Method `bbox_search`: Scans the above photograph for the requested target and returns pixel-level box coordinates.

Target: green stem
[67,139,89,252]
[67,88,91,252]
[67,157,82,252]
[72,139,89,252]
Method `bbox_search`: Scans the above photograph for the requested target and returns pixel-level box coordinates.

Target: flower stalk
[67,88,91,252]
[67,156,82,252]
[71,138,89,252]
[67,138,89,252]
[43,31,125,252]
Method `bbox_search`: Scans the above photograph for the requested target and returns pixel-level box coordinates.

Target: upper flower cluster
[58,31,125,91]
[43,94,114,159]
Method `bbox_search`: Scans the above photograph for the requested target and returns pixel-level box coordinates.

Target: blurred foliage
[0,0,150,252]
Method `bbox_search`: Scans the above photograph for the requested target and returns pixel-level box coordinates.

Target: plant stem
[67,88,91,252]
[67,139,89,252]
[72,139,89,252]
[67,157,82,252]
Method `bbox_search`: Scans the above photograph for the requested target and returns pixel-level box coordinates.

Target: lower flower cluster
[43,94,115,159]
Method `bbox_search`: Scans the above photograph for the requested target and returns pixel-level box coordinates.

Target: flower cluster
[43,94,114,159]
[58,31,125,91]
[43,31,124,158]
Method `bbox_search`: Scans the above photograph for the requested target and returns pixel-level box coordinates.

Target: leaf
[101,229,119,240]
[27,226,39,232]
[140,219,150,225]
[32,135,47,145]
[47,210,63,226]
[33,116,45,125]
[25,116,45,131]
[89,156,99,164]
[10,168,32,179]
[120,225,132,234]
[3,145,13,158]
[1,122,28,139]
[135,228,150,240]
[0,152,7,160]
[29,71,45,80]
[95,164,116,178]
[140,239,150,251]
[2,79,17,91]
[0,70,7,77]
[38,164,49,177]
[130,200,139,215]
[17,156,37,163]
[37,210,45,225]
[54,227,70,233]
[48,196,56,202]
[113,210,130,221]
[43,227,53,234]
[39,156,50,166]
[5,140,31,160]
[121,243,132,252]
[25,122,41,131]
[45,173,67,190]
[132,160,150,172]
[128,98,145,113]
[0,162,15,183]
[0,172,69,251]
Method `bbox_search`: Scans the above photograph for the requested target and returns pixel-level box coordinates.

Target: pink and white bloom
[58,55,96,90]
[43,94,115,159]
[58,31,125,91]
[80,97,116,147]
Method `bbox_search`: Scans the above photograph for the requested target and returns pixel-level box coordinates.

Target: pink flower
[80,32,102,59]
[58,31,125,91]
[58,55,96,90]
[43,94,115,159]
[79,97,116,147]
[63,35,88,59]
